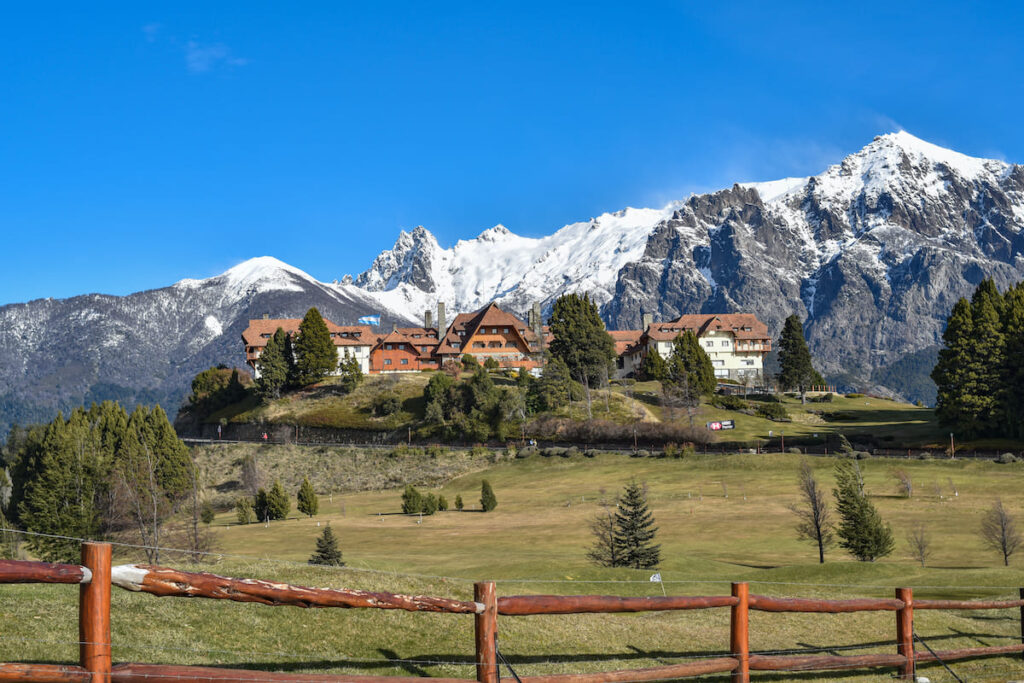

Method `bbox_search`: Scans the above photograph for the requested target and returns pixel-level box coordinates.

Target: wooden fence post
[474,581,498,683]
[731,582,749,683]
[80,543,111,683]
[896,587,914,680]
[1019,587,1023,660]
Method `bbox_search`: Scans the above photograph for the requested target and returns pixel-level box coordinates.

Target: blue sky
[2,1,1022,304]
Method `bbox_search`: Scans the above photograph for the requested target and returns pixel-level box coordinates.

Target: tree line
[0,402,203,563]
[932,278,1024,439]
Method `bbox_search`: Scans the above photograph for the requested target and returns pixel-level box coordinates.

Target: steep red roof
[643,313,769,341]
[608,329,644,355]
[435,302,545,355]
[241,319,376,347]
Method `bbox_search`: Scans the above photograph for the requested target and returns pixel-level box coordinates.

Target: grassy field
[5,450,1024,681]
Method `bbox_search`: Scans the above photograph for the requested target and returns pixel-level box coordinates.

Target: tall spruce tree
[1000,283,1024,438]
[548,293,616,386]
[932,297,975,431]
[294,307,337,386]
[613,480,661,569]
[297,477,319,517]
[480,480,498,512]
[833,460,894,562]
[639,346,667,382]
[266,479,290,520]
[256,328,289,399]
[308,524,344,566]
[664,331,716,395]
[969,280,1006,432]
[777,314,819,403]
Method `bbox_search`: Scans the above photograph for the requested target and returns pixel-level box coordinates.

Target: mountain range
[2,131,1022,434]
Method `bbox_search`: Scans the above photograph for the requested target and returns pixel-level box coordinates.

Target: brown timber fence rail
[3,543,1024,683]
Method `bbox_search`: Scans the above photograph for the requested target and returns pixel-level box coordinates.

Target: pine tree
[294,307,336,386]
[401,484,423,514]
[969,280,1006,432]
[235,496,255,524]
[200,501,215,525]
[833,460,894,562]
[297,477,319,517]
[266,479,290,520]
[480,480,497,512]
[777,314,820,402]
[639,347,667,382]
[283,333,299,388]
[308,524,344,566]
[454,494,464,511]
[1000,283,1024,438]
[527,356,573,413]
[437,494,449,511]
[586,504,619,567]
[422,493,438,515]
[548,293,617,386]
[256,328,289,399]
[337,351,363,393]
[254,488,270,521]
[664,331,715,395]
[933,297,974,430]
[613,480,660,569]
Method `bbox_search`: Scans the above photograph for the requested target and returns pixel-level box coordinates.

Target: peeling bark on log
[748,595,903,613]
[501,658,739,683]
[109,565,483,614]
[0,664,91,683]
[110,664,472,683]
[748,654,906,671]
[915,643,1024,662]
[914,598,1024,610]
[0,560,90,584]
[497,595,738,615]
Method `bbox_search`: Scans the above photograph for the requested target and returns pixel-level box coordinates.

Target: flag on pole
[357,314,381,326]
[649,572,662,583]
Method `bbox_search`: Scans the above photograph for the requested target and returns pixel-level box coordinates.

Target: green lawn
[5,451,1024,681]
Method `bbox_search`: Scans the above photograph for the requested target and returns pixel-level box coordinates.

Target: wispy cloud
[184,41,248,73]
[142,23,161,43]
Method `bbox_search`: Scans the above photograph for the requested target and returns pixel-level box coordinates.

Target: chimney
[642,313,653,331]
[424,310,433,329]
[262,313,269,320]
[437,302,446,335]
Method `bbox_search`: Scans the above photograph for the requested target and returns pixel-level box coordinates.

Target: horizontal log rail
[748,594,904,612]
[496,594,737,615]
[4,545,1024,683]
[109,564,483,614]
[0,559,90,585]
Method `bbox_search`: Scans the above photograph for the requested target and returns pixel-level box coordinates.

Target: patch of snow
[204,315,223,337]
[740,177,809,203]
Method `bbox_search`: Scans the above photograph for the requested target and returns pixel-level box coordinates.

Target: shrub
[664,442,679,458]
[787,447,802,454]
[426,444,447,458]
[480,480,497,512]
[917,451,933,460]
[454,494,464,511]
[997,452,1018,464]
[632,449,651,458]
[784,392,798,398]
[470,445,490,458]
[564,446,580,458]
[855,451,872,460]
[401,485,423,514]
[308,525,344,566]
[681,444,696,458]
[437,494,449,511]
[584,449,600,458]
[543,447,567,457]
[517,446,538,458]
[200,502,215,525]
[422,493,439,515]
[747,393,781,403]
[372,393,401,416]
[808,393,834,403]
[235,497,255,525]
[461,354,479,370]
[484,357,499,370]
[756,403,790,421]
[845,393,865,399]
[713,394,749,411]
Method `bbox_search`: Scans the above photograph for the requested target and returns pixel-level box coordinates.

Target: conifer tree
[294,307,336,386]
[480,480,497,512]
[437,494,449,511]
[266,479,290,520]
[548,293,616,386]
[527,356,573,413]
[639,346,667,382]
[1000,283,1024,438]
[283,333,299,388]
[933,297,974,429]
[256,328,289,399]
[833,460,894,562]
[969,280,1006,432]
[401,484,423,514]
[254,488,270,521]
[664,331,715,395]
[612,480,660,569]
[422,493,438,515]
[235,496,255,524]
[777,314,820,403]
[337,351,363,393]
[308,524,344,566]
[297,477,319,517]
[454,494,464,511]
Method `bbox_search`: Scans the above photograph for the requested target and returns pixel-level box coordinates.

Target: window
[473,341,485,348]
[330,333,336,338]
[385,344,392,350]
[712,360,724,367]
[491,328,498,334]
[721,341,729,347]
[742,359,754,366]
[715,369,728,378]
[421,346,429,352]
[261,333,271,339]
[503,327,509,333]
[704,340,714,348]
[384,359,392,365]
[452,342,460,349]
[401,359,408,365]
[488,341,501,348]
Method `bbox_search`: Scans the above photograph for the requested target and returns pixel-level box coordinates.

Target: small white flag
[649,572,662,583]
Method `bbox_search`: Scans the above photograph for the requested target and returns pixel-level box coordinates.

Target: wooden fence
[2,543,1024,683]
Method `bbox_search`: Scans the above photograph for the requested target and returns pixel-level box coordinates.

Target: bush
[632,449,651,458]
[787,447,802,454]
[401,485,423,514]
[564,446,580,458]
[845,393,865,399]
[372,393,401,416]
[461,354,479,370]
[746,393,781,403]
[470,445,489,458]
[235,497,255,525]
[755,403,790,421]
[808,393,834,403]
[664,442,679,458]
[997,452,1018,464]
[681,444,696,458]
[584,449,600,458]
[422,493,439,515]
[484,357,499,370]
[517,446,538,458]
[543,447,567,457]
[454,494,464,511]
[426,444,447,458]
[916,451,933,460]
[480,480,497,512]
[854,451,872,460]
[437,494,449,511]
[713,394,749,411]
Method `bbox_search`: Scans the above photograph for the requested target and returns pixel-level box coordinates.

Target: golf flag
[649,572,662,583]
[357,314,381,326]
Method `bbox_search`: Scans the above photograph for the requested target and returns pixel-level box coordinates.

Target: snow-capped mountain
[0,257,415,435]
[1,131,1022,433]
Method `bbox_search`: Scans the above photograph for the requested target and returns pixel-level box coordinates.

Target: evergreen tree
[293,307,336,386]
[401,484,423,514]
[969,280,1006,432]
[586,504,619,568]
[308,524,344,566]
[833,460,894,561]
[266,479,290,520]
[422,493,439,515]
[613,480,661,569]
[283,333,299,388]
[297,477,319,517]
[337,351,363,393]
[526,356,573,413]
[639,347,667,382]
[1000,283,1024,438]
[437,494,449,511]
[777,314,820,402]
[235,496,255,524]
[254,488,270,521]
[664,332,716,395]
[200,501,215,525]
[256,328,289,399]
[480,479,497,512]
[454,494,464,511]
[548,293,617,386]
